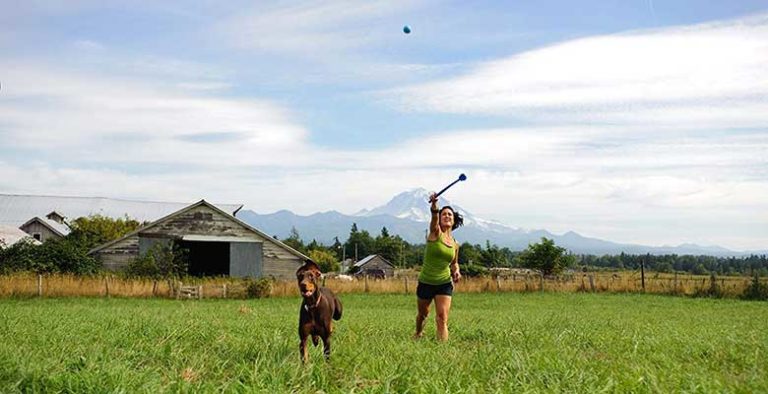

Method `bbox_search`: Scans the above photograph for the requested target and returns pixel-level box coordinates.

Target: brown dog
[296,260,342,362]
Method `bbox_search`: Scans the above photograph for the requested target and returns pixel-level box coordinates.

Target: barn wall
[96,235,139,271]
[263,255,303,278]
[20,221,62,243]
[360,256,395,277]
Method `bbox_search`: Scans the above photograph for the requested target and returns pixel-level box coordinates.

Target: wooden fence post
[223,284,228,299]
[152,280,158,297]
[105,276,110,298]
[673,272,678,294]
[496,276,501,292]
[588,275,595,292]
[176,282,182,300]
[364,275,369,292]
[404,277,409,294]
[198,285,203,300]
[37,274,43,297]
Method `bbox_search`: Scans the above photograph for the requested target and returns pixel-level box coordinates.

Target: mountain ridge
[238,189,765,257]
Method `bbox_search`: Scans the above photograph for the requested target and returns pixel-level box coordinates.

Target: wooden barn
[19,211,70,242]
[89,200,308,279]
[353,254,395,278]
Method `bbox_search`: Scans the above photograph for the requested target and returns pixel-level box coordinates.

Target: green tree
[375,227,404,266]
[480,241,509,267]
[345,223,374,261]
[516,237,575,276]
[67,214,142,250]
[458,242,483,267]
[330,237,343,261]
[282,227,307,254]
[308,249,340,273]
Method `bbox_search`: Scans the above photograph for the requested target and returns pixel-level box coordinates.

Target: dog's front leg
[299,335,309,363]
[322,335,331,360]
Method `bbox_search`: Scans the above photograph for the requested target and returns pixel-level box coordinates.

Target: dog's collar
[304,292,323,312]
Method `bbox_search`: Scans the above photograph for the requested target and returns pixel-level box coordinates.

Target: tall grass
[0,271,762,299]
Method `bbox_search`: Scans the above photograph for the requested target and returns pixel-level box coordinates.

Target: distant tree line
[577,253,768,276]
[284,223,768,278]
[2,217,766,279]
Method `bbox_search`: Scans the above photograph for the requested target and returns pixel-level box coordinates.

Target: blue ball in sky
[403,25,411,34]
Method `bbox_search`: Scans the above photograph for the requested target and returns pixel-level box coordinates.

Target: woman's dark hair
[440,206,463,230]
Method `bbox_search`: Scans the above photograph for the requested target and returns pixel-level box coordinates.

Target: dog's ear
[297,259,322,278]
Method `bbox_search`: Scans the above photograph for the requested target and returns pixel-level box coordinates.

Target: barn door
[229,242,263,278]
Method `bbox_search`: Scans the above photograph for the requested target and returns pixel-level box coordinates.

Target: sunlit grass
[0,293,765,392]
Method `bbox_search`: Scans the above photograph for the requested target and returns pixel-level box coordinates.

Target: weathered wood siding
[142,205,251,238]
[94,204,303,278]
[19,221,63,243]
[359,256,395,277]
[96,235,139,271]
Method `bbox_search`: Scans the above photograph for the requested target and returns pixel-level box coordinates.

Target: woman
[414,192,463,341]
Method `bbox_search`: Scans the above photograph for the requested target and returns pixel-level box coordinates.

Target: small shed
[353,254,395,278]
[19,212,70,242]
[89,200,308,279]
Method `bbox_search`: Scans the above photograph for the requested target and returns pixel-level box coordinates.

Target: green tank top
[419,237,455,285]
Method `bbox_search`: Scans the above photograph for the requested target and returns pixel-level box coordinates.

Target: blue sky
[1,0,767,251]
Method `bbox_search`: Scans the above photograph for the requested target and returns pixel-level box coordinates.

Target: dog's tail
[333,296,342,321]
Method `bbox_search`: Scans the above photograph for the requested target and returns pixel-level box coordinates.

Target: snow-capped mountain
[354,188,519,233]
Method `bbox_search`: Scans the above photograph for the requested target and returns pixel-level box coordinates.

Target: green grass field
[0,293,766,393]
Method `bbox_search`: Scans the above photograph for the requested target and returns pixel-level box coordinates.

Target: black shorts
[416,281,453,300]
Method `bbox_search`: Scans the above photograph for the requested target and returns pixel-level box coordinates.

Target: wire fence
[1,271,764,299]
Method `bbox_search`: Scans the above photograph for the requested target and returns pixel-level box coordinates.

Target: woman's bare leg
[434,295,452,341]
[414,298,431,339]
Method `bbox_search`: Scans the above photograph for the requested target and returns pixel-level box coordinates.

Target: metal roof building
[0,193,242,229]
[0,224,41,248]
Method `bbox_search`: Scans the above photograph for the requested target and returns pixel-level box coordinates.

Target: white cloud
[387,13,768,128]
[0,62,312,167]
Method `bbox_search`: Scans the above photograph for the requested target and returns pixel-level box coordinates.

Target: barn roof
[354,254,394,268]
[89,199,309,261]
[20,216,70,237]
[0,224,41,248]
[0,194,243,228]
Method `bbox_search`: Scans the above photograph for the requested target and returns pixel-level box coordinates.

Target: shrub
[0,238,99,274]
[245,278,273,298]
[125,242,188,279]
[462,264,488,277]
[37,239,101,275]
[741,273,768,301]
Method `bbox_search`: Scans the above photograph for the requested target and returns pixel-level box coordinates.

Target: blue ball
[403,25,411,34]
